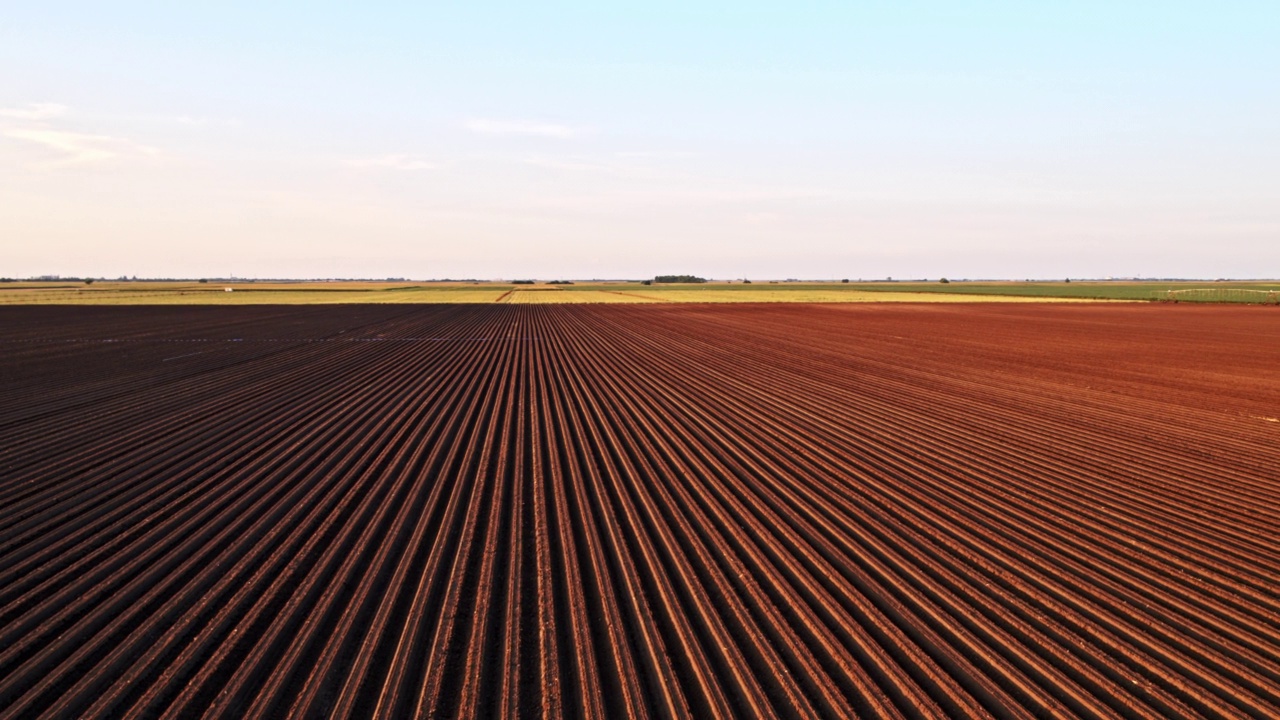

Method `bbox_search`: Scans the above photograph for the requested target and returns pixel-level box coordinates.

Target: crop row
[1,303,1277,718]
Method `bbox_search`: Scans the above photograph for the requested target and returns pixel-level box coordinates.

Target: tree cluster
[653,275,707,284]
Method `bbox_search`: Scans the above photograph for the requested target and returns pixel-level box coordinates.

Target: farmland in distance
[16,279,1280,305]
[1,303,1278,718]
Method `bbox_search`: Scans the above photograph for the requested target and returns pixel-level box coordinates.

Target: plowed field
[2,303,1277,719]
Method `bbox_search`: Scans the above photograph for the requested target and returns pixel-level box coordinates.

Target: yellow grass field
[501,287,661,304]
[613,288,1109,303]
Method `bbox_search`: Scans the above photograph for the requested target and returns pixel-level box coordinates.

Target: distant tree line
[1,276,99,284]
[653,275,707,284]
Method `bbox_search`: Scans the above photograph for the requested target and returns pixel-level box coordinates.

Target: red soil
[0,303,1277,718]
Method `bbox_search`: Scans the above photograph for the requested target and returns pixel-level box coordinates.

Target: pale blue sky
[2,2,1277,279]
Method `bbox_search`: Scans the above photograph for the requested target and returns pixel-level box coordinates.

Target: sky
[2,1,1277,280]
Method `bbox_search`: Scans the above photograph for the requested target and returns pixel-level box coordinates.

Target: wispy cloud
[0,102,165,168]
[513,185,842,213]
[2,128,159,167]
[465,118,582,139]
[150,114,241,127]
[348,154,439,171]
[613,150,696,160]
[0,102,68,121]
